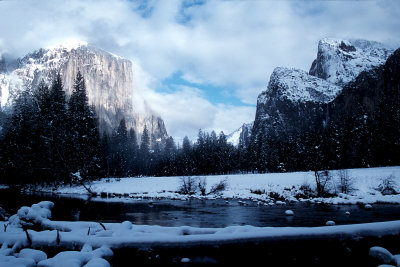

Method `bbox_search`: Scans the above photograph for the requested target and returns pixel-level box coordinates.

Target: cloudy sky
[1,0,400,142]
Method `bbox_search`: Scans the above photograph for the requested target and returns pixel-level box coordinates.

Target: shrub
[268,191,285,201]
[337,169,354,194]
[314,170,333,197]
[178,176,198,195]
[250,189,265,195]
[377,175,398,195]
[198,177,207,196]
[209,178,228,195]
[295,183,316,199]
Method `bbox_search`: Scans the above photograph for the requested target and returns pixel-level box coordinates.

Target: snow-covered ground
[1,167,400,266]
[42,166,400,205]
[1,200,400,267]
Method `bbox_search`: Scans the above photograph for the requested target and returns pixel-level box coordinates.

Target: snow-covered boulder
[369,246,394,265]
[37,245,112,267]
[285,210,294,216]
[0,256,35,267]
[8,201,54,230]
[365,204,373,210]
[17,249,47,263]
[325,221,335,226]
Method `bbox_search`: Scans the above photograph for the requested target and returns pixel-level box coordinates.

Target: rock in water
[325,221,335,226]
[285,210,294,216]
[365,204,373,210]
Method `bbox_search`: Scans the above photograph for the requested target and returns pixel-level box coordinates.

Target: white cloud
[1,0,399,139]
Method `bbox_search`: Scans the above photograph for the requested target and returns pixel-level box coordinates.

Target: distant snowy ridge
[309,38,393,86]
[227,122,253,146]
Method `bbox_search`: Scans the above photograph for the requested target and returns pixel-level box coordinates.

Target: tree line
[0,48,399,187]
[0,72,242,186]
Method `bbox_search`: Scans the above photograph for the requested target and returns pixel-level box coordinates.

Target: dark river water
[1,189,400,228]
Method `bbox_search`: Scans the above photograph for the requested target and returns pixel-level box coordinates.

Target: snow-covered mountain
[258,67,341,104]
[0,41,168,142]
[227,122,253,147]
[255,38,393,127]
[309,38,393,86]
[252,37,394,152]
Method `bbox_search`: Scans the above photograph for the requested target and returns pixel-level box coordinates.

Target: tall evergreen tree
[48,73,69,181]
[139,125,151,174]
[68,71,101,181]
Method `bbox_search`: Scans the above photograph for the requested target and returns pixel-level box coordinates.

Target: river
[1,189,400,228]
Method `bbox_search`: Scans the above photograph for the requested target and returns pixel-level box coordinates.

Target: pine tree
[139,125,151,174]
[48,73,69,181]
[67,71,101,181]
[114,118,128,176]
[127,128,139,176]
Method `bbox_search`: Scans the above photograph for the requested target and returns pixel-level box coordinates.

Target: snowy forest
[0,49,399,186]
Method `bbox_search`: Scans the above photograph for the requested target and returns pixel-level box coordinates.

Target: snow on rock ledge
[309,38,393,86]
[262,67,341,103]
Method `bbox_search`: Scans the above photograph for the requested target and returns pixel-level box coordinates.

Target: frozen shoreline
[19,166,400,205]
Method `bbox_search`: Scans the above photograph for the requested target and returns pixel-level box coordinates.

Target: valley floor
[1,167,400,266]
[43,166,400,205]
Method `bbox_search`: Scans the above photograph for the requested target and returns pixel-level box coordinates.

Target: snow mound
[369,246,394,265]
[8,201,54,229]
[18,248,47,263]
[285,210,294,216]
[37,245,112,267]
[326,221,335,226]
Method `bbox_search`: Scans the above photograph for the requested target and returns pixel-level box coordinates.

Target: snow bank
[8,201,54,230]
[2,204,400,249]
[2,200,400,266]
[37,166,400,205]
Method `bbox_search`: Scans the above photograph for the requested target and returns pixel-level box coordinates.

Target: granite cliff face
[249,38,397,171]
[227,122,253,147]
[309,38,393,86]
[0,42,168,143]
[253,38,393,137]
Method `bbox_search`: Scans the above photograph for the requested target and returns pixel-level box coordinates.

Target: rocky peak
[309,38,393,86]
[0,42,168,143]
[260,67,341,104]
[0,56,6,73]
[227,122,253,147]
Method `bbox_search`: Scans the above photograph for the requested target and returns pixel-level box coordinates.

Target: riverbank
[1,201,400,266]
[20,166,400,205]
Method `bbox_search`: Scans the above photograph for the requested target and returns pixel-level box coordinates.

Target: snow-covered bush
[337,169,354,194]
[295,183,316,199]
[198,177,207,196]
[376,175,398,195]
[8,201,54,230]
[178,177,228,196]
[178,176,198,195]
[250,189,265,195]
[209,178,228,195]
[314,170,335,197]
